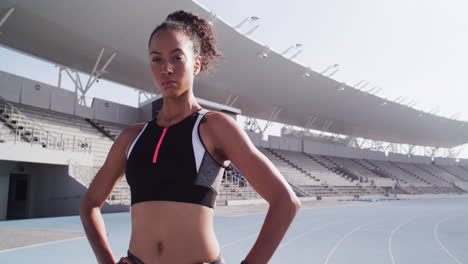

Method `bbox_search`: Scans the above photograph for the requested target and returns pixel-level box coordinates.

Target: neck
[158,89,202,122]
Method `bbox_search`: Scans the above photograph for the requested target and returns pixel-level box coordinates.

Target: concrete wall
[92,98,140,126]
[279,136,302,152]
[139,102,153,121]
[362,149,387,161]
[260,140,270,148]
[246,132,262,147]
[20,78,54,109]
[0,160,128,220]
[0,160,91,220]
[459,159,468,166]
[268,135,281,150]
[75,103,94,119]
[0,142,93,166]
[301,137,456,164]
[411,155,432,164]
[0,71,141,125]
[434,157,456,166]
[27,163,82,218]
[388,152,411,163]
[1,71,240,127]
[50,88,76,115]
[0,71,22,102]
[0,161,16,220]
[303,140,363,158]
[251,133,459,166]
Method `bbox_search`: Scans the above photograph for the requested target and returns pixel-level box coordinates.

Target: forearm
[243,198,300,263]
[80,203,116,264]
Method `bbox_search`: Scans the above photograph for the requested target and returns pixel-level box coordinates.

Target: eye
[173,56,183,61]
[151,57,161,62]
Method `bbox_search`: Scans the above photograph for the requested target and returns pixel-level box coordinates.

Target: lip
[161,80,176,86]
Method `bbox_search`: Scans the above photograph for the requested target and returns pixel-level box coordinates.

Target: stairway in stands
[302,153,355,184]
[390,162,431,185]
[412,163,452,185]
[361,159,408,185]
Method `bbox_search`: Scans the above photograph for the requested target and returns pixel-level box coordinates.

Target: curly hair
[148,10,220,72]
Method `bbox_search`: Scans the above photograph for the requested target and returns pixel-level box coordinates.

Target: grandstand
[1,0,468,221]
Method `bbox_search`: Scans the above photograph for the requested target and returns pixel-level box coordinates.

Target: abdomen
[129,201,220,263]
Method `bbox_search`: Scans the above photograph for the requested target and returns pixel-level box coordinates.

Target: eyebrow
[150,48,183,55]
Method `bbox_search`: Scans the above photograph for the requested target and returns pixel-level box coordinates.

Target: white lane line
[220,214,335,249]
[388,217,419,264]
[360,228,392,234]
[433,216,464,264]
[323,223,368,264]
[221,234,258,249]
[278,221,347,249]
[0,236,86,253]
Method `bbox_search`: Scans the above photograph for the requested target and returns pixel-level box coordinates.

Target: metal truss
[57,48,117,106]
[243,106,282,137]
[243,116,262,134]
[138,90,158,107]
[0,7,15,32]
[224,94,239,107]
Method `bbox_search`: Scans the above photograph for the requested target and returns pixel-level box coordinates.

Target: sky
[1,0,467,156]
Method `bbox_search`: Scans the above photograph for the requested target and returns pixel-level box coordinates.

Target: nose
[161,61,174,75]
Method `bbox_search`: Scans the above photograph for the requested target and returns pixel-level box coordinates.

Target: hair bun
[166,10,199,25]
[149,10,220,72]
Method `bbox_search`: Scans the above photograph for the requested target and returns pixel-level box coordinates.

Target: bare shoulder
[202,111,257,159]
[202,111,298,205]
[119,122,147,156]
[122,121,147,137]
[202,111,237,129]
[82,121,147,207]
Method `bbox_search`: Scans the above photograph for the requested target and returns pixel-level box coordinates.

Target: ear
[193,56,203,75]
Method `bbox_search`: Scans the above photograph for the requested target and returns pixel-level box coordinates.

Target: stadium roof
[1,0,468,148]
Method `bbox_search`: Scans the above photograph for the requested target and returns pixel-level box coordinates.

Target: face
[148,29,202,98]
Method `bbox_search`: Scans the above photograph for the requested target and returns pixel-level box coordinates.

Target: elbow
[271,192,301,215]
[285,190,302,215]
[292,196,302,211]
[79,193,98,217]
[290,195,301,214]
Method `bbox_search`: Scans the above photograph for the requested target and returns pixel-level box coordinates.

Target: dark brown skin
[80,27,301,264]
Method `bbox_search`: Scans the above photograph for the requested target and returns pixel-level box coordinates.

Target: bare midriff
[128,201,220,264]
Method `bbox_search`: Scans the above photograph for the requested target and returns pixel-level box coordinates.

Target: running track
[1,197,467,263]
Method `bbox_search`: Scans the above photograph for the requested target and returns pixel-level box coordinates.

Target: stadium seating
[365,159,429,186]
[0,100,130,205]
[2,99,467,206]
[439,165,468,181]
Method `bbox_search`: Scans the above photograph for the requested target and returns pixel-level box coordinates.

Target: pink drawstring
[152,127,168,163]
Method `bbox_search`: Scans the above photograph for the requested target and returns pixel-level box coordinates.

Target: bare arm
[205,113,301,264]
[80,124,142,264]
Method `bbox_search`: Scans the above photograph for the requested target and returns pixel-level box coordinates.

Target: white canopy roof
[1,0,467,147]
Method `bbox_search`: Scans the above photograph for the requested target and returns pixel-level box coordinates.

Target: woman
[80,10,301,264]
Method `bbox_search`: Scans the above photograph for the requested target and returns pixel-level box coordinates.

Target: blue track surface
[1,197,467,264]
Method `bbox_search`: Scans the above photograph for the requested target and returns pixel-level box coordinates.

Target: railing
[219,168,260,201]
[0,96,93,153]
[68,161,130,205]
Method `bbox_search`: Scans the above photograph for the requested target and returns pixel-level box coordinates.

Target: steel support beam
[0,7,15,29]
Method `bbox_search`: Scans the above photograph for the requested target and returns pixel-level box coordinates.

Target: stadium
[1,0,467,263]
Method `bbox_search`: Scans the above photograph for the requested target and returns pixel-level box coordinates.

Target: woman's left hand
[117,256,136,264]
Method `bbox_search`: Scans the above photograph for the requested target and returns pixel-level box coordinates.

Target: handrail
[0,96,93,153]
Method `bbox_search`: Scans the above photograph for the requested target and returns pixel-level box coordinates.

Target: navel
[157,241,164,256]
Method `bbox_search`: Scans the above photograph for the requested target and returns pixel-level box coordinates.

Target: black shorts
[127,251,223,264]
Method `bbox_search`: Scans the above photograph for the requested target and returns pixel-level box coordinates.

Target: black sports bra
[125,109,226,208]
